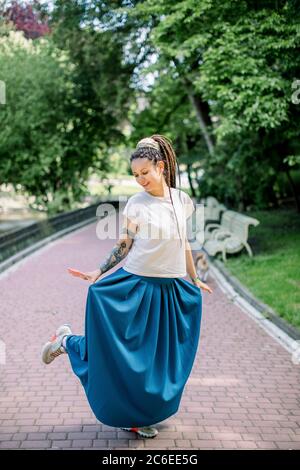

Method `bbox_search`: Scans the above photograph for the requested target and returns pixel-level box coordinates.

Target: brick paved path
[0,216,299,450]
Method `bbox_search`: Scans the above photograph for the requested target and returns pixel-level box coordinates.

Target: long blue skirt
[65,266,202,428]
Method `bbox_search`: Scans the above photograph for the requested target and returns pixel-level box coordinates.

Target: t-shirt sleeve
[122,197,139,225]
[183,192,195,219]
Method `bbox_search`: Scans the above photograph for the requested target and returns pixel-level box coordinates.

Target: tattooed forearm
[120,225,137,240]
[99,240,130,275]
[98,216,136,275]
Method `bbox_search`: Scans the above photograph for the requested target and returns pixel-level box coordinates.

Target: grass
[219,208,300,329]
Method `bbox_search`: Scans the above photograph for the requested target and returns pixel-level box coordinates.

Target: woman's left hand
[193,279,213,294]
[67,268,102,284]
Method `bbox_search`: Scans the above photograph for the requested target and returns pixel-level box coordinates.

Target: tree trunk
[184,83,215,157]
[171,57,215,157]
[285,167,300,212]
[186,163,197,198]
[181,135,197,197]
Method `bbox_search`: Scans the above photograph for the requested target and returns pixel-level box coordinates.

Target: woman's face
[131,158,164,191]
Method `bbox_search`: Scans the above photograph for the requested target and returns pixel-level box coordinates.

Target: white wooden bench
[200,196,227,224]
[202,210,260,262]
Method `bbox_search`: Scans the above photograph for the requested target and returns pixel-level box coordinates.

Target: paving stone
[0,220,299,450]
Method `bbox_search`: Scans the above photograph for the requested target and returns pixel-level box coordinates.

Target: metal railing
[0,196,123,264]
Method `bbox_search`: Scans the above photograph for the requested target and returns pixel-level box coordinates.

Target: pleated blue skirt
[65,266,202,428]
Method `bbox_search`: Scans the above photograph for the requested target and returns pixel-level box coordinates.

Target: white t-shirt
[121,187,195,277]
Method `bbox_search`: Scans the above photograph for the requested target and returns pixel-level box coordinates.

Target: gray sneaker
[41,324,72,365]
[55,324,72,337]
[120,426,158,438]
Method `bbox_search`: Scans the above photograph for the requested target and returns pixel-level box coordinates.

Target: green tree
[0,1,136,212]
[0,31,80,212]
[118,0,300,210]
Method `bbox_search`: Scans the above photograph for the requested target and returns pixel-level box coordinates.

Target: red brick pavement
[0,216,299,450]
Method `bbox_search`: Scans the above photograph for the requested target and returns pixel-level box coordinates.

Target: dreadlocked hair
[130,134,183,248]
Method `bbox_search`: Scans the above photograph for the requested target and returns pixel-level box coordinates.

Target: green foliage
[0,1,135,213]
[120,0,300,210]
[0,31,80,210]
[196,6,299,139]
[1,0,300,213]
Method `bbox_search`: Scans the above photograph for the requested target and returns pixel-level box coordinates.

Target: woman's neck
[147,182,170,198]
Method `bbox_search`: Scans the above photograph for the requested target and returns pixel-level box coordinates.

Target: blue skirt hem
[65,266,202,427]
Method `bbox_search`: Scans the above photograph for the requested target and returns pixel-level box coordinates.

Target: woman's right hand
[67,268,102,284]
